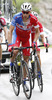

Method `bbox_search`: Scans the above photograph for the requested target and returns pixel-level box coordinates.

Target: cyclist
[8,2,40,90]
[0,11,7,67]
[31,11,49,70]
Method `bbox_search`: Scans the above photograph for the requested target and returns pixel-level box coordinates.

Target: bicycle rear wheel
[37,74,43,92]
[12,63,20,96]
[36,57,43,92]
[22,61,32,99]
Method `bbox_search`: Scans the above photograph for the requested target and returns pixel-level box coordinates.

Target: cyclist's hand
[5,39,8,44]
[32,42,37,48]
[43,42,49,48]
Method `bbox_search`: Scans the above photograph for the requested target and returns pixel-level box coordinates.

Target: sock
[10,62,14,66]
[10,62,14,72]
[23,78,26,85]
[38,71,41,78]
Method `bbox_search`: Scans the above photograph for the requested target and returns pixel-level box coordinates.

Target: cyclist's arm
[34,27,40,42]
[3,26,8,40]
[8,25,15,44]
[40,34,45,43]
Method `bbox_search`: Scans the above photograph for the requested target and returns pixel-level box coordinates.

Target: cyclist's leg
[36,41,41,67]
[9,45,19,83]
[36,48,43,79]
[22,40,30,91]
[37,50,41,67]
[37,48,41,75]
[0,36,3,67]
[8,36,20,82]
[9,35,20,62]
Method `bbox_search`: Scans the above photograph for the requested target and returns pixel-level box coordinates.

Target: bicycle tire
[22,61,32,99]
[29,52,35,89]
[36,57,43,92]
[12,63,20,96]
[30,64,35,89]
[32,73,35,89]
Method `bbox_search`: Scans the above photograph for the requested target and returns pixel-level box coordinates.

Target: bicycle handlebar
[12,44,48,53]
[9,44,48,57]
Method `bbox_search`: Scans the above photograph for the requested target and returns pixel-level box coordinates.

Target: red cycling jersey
[11,13,39,43]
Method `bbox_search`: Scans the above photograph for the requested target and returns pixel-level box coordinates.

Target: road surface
[0,48,52,100]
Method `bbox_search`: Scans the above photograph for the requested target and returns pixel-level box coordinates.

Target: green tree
[12,0,40,13]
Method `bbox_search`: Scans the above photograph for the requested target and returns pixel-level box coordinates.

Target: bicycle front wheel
[22,61,32,99]
[12,63,20,96]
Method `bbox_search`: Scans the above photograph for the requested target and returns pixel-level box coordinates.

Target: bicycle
[29,44,48,92]
[10,46,32,99]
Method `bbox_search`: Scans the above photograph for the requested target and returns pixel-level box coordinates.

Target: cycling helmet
[0,11,2,15]
[21,2,32,11]
[31,11,38,18]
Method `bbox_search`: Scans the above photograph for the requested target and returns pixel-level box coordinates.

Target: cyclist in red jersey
[31,11,49,67]
[0,11,7,67]
[8,3,40,89]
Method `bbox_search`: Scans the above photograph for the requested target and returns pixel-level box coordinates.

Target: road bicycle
[10,46,32,99]
[29,44,48,92]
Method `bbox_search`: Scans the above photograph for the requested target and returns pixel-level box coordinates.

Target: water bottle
[17,62,21,77]
[31,60,35,73]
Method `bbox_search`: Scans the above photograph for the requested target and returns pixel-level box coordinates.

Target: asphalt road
[0,48,52,100]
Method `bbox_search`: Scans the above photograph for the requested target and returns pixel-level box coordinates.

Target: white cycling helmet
[31,11,38,18]
[21,2,32,11]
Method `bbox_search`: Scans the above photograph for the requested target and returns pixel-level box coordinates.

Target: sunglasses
[22,11,30,14]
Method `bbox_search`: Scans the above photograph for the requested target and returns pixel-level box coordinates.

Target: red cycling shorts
[8,36,30,56]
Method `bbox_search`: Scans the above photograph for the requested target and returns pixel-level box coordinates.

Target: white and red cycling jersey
[0,17,6,33]
[11,13,39,43]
